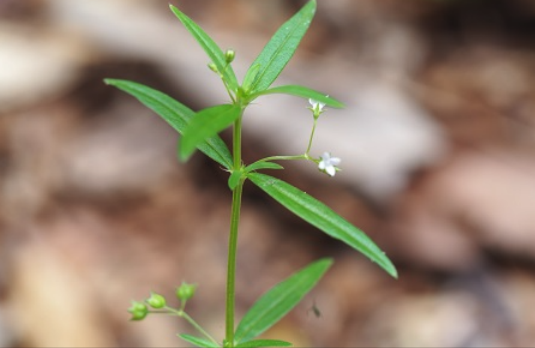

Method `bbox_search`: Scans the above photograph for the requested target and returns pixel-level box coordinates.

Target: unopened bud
[146,292,166,309]
[176,282,197,302]
[208,62,218,73]
[224,49,235,63]
[128,301,148,321]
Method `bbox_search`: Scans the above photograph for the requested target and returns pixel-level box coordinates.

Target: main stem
[225,113,244,346]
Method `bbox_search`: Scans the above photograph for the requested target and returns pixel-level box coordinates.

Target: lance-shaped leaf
[234,258,332,344]
[249,173,398,278]
[180,104,241,161]
[241,63,260,95]
[235,339,292,348]
[178,334,219,348]
[242,0,316,95]
[252,85,345,109]
[104,79,233,169]
[170,5,239,92]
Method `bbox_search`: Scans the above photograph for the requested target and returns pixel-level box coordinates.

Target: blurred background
[2,0,535,346]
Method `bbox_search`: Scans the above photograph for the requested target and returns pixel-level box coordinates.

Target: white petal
[309,98,318,108]
[326,166,336,176]
[318,161,327,170]
[330,157,341,166]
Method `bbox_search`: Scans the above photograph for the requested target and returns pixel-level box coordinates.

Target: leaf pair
[171,0,317,94]
[167,0,334,162]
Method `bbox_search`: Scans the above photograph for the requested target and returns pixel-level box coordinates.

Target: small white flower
[318,152,341,177]
[308,98,325,116]
[309,98,325,111]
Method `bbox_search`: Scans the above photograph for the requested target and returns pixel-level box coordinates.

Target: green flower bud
[146,292,166,309]
[224,49,235,63]
[176,282,197,302]
[128,301,148,321]
[208,62,218,73]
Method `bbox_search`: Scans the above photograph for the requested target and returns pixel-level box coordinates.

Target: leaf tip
[334,101,346,109]
[380,258,398,279]
[178,148,192,163]
[169,3,182,18]
[389,265,399,279]
[316,257,334,272]
[178,135,198,163]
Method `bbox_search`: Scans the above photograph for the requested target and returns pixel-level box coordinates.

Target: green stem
[217,62,235,104]
[305,118,318,155]
[181,311,219,346]
[166,307,219,346]
[226,111,245,346]
[222,77,236,104]
[257,154,307,162]
[225,180,243,346]
[233,115,243,170]
[254,117,319,166]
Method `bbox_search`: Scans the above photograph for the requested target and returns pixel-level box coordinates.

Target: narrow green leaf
[169,5,239,92]
[243,0,316,95]
[241,63,260,94]
[245,162,284,172]
[234,258,332,344]
[180,104,241,161]
[235,339,292,348]
[249,173,398,278]
[228,170,243,191]
[178,334,219,348]
[104,79,233,169]
[252,85,345,109]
